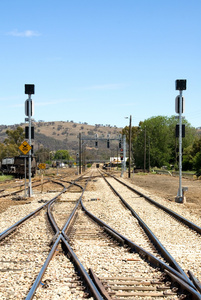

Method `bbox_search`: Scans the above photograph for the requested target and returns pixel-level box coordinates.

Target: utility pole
[144,126,146,172]
[121,135,126,177]
[79,133,81,174]
[128,115,132,178]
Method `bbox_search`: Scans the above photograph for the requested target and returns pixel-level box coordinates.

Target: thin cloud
[7,29,41,37]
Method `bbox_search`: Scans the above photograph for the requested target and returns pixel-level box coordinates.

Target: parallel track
[0,169,200,299]
[102,172,201,283]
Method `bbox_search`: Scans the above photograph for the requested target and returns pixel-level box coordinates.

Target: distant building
[110,157,128,164]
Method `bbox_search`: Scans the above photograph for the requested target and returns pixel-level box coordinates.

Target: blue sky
[1,0,201,128]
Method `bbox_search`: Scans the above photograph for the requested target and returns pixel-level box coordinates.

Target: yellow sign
[19,141,32,155]
[38,163,46,169]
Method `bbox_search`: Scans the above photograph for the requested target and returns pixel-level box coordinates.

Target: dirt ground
[128,173,201,215]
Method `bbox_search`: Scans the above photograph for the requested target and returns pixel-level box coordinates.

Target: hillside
[0,121,122,160]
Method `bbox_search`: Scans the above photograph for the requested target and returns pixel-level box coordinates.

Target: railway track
[0,179,61,198]
[68,208,188,299]
[0,177,103,300]
[0,168,200,299]
[102,172,201,281]
[0,207,55,299]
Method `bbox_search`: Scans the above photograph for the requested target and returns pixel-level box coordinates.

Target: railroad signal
[25,99,34,116]
[176,147,183,153]
[174,79,187,202]
[175,96,185,113]
[175,124,185,138]
[175,79,187,91]
[25,126,34,139]
[25,84,35,94]
[24,84,35,197]
[120,148,123,160]
[95,141,98,147]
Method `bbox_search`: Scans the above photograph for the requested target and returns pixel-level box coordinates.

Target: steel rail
[0,181,66,241]
[61,236,103,300]
[110,172,201,235]
[48,181,83,242]
[25,178,103,300]
[25,234,61,300]
[0,179,49,198]
[89,268,112,300]
[61,182,85,236]
[1,176,102,299]
[188,271,201,294]
[25,234,103,300]
[80,199,201,299]
[101,173,194,288]
[52,172,200,298]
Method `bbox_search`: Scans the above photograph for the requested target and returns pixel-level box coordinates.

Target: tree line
[122,115,201,176]
[1,118,201,176]
[0,127,71,166]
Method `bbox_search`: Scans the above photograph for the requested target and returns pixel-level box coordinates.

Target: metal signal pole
[144,126,146,172]
[25,84,34,197]
[175,79,187,203]
[178,90,183,200]
[28,93,32,196]
[79,133,81,174]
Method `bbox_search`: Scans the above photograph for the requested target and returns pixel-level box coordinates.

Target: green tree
[133,116,171,169]
[54,150,71,163]
[167,116,197,168]
[0,126,25,159]
[122,116,197,170]
[4,126,25,146]
[193,151,201,176]
[188,137,201,176]
[182,145,194,171]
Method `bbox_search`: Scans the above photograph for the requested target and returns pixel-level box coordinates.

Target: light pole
[125,116,132,178]
[144,126,146,173]
[79,133,81,174]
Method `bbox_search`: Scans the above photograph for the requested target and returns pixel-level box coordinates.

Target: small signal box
[25,84,35,95]
[175,80,186,91]
[175,96,185,113]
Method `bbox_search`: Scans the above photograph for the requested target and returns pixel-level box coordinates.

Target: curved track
[0,168,200,299]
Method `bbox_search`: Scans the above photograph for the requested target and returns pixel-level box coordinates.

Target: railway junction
[0,165,201,299]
